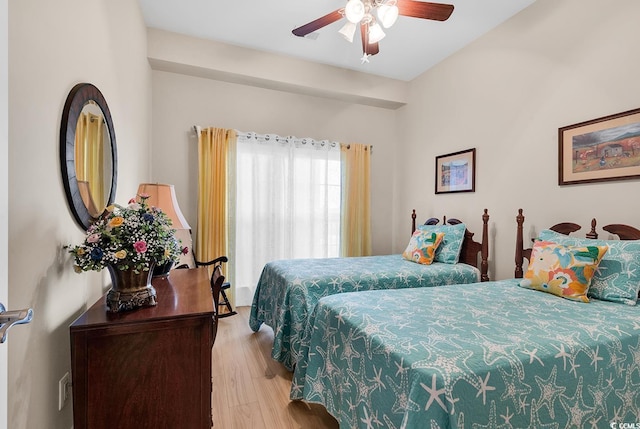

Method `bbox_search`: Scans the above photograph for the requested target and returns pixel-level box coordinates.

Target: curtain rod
[192,126,372,152]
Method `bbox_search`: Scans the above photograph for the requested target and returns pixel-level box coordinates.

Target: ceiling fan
[292,0,454,62]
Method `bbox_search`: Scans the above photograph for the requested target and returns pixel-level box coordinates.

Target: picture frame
[559,107,640,185]
[435,148,476,194]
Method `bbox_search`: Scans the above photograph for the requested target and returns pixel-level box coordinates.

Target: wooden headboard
[514,208,640,278]
[411,208,490,281]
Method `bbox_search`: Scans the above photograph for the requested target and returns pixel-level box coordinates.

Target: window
[234,134,341,304]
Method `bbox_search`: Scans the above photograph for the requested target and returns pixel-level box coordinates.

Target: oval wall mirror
[60,83,118,230]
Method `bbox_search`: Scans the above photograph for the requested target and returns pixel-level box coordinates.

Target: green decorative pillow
[417,223,466,264]
[519,240,608,302]
[539,229,640,305]
[402,231,445,265]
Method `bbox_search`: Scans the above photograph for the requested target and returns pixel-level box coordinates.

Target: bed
[290,210,640,428]
[249,209,490,370]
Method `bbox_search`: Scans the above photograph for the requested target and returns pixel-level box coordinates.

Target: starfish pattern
[420,374,447,412]
[313,339,341,381]
[626,337,640,376]
[553,343,571,370]
[339,328,363,368]
[589,345,604,371]
[413,348,479,398]
[500,406,514,426]
[522,347,544,366]
[528,399,560,429]
[304,365,328,402]
[395,357,409,376]
[346,354,381,411]
[606,343,628,377]
[386,371,411,414]
[498,365,533,413]
[533,365,566,419]
[420,326,464,350]
[587,370,613,421]
[359,313,397,359]
[559,377,595,429]
[473,332,524,377]
[475,372,496,405]
[614,369,640,418]
[359,406,383,429]
[470,400,500,429]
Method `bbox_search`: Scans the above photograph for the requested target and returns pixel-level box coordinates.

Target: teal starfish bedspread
[291,279,640,428]
[249,254,480,370]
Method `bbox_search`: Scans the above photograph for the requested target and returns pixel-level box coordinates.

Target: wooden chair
[175,255,235,346]
[173,228,237,318]
[194,255,237,318]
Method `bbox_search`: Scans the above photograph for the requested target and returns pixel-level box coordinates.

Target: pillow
[416,223,466,264]
[519,240,608,302]
[539,229,640,305]
[402,231,445,265]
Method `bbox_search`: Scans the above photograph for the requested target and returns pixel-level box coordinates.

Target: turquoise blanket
[291,279,640,428]
[249,254,480,370]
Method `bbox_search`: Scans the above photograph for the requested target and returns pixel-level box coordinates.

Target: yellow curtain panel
[196,128,236,266]
[340,143,372,257]
[74,112,105,216]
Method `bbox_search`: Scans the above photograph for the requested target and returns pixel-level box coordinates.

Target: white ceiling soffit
[138,0,537,82]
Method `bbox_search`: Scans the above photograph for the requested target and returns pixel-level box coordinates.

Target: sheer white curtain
[234,133,341,305]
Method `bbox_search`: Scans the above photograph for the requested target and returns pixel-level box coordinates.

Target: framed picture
[559,107,640,185]
[435,148,476,194]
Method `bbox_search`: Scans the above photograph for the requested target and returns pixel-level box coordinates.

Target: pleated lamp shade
[136,183,191,230]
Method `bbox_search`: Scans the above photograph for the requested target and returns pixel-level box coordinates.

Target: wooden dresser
[70,267,215,429]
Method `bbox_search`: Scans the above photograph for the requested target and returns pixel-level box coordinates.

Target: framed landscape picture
[559,107,640,185]
[435,148,475,194]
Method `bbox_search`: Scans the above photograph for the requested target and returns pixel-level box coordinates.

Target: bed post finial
[586,218,598,239]
[481,209,489,281]
[411,209,417,235]
[515,209,525,279]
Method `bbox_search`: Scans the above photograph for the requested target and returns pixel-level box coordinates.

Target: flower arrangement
[68,194,186,274]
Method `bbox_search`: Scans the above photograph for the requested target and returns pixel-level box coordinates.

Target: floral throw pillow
[402,231,445,265]
[519,240,608,302]
[539,229,640,305]
[416,223,466,264]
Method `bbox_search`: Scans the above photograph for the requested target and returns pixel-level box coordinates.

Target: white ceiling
[138,0,536,82]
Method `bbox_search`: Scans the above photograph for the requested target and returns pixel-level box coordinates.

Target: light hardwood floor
[212,306,339,428]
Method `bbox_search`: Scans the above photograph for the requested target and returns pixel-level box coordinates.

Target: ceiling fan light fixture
[368,22,386,44]
[344,0,365,23]
[377,2,398,28]
[338,21,357,43]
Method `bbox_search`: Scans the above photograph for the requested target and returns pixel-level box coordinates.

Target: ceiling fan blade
[292,9,343,37]
[360,23,379,56]
[397,1,454,21]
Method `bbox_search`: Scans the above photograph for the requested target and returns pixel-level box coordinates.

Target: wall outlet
[58,372,71,411]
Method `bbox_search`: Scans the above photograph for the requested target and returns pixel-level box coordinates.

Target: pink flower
[133,241,148,253]
[128,198,136,204]
[181,247,189,255]
[87,233,101,243]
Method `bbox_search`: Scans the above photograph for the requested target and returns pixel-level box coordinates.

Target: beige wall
[395,0,640,281]
[8,1,151,428]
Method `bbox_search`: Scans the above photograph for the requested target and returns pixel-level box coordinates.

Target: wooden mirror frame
[60,83,118,230]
